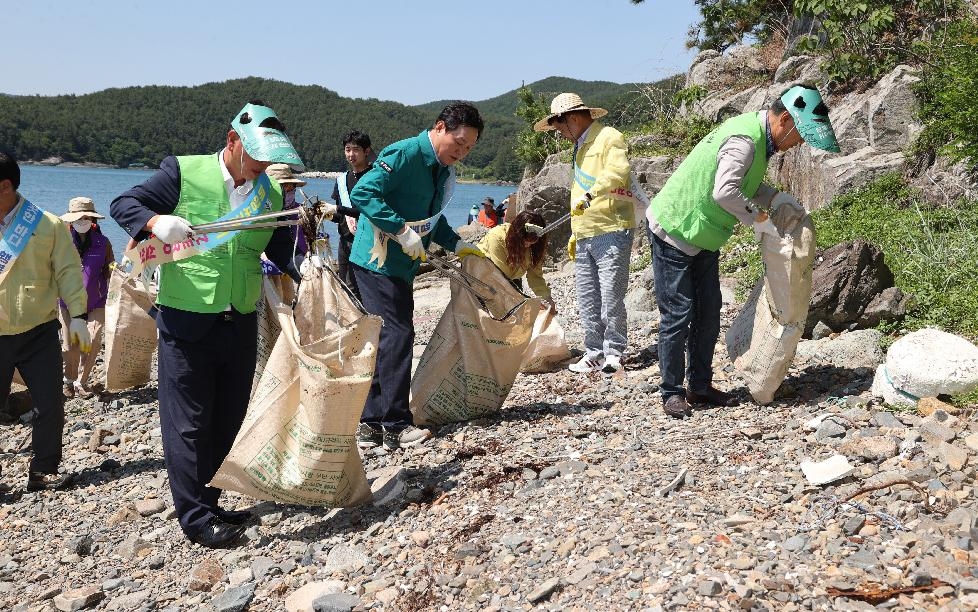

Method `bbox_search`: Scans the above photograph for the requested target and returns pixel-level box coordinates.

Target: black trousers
[337,234,361,301]
[352,264,415,430]
[0,320,65,473]
[157,308,257,535]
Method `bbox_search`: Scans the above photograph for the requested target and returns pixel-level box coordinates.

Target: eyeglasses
[547,115,567,127]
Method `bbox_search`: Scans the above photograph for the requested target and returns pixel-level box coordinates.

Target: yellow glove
[69,318,92,354]
[454,240,485,259]
[571,194,591,216]
[567,234,577,259]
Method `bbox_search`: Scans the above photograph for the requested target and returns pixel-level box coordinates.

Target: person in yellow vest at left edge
[110,100,308,549]
[0,151,90,492]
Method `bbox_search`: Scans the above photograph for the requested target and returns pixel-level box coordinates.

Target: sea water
[19,165,516,261]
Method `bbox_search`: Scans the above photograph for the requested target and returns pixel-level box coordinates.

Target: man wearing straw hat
[534,93,636,374]
[647,84,839,418]
[0,152,89,492]
[58,196,115,399]
[110,100,306,548]
[263,163,308,303]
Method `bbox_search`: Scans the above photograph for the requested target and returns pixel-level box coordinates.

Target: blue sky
[6,1,702,105]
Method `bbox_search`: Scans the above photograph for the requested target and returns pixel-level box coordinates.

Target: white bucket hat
[533,93,608,132]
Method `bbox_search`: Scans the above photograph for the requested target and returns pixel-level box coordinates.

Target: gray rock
[843,515,866,535]
[210,583,255,612]
[312,593,361,612]
[871,411,904,429]
[321,545,369,574]
[815,418,848,442]
[803,241,896,337]
[811,321,833,340]
[795,329,884,370]
[526,577,561,603]
[698,579,723,596]
[68,534,93,556]
[53,586,104,611]
[783,535,808,552]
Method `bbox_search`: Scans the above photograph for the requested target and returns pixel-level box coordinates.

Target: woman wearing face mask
[59,197,115,398]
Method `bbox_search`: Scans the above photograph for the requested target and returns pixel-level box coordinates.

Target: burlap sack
[520,307,572,373]
[726,207,815,404]
[252,276,284,397]
[411,257,540,426]
[211,266,381,506]
[103,268,158,392]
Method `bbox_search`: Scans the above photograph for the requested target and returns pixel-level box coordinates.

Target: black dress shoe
[663,395,691,419]
[687,386,739,407]
[27,471,75,492]
[188,517,246,549]
[217,508,254,525]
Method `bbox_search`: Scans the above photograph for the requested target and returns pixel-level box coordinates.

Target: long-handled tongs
[191,208,302,234]
[539,211,572,235]
[425,251,497,300]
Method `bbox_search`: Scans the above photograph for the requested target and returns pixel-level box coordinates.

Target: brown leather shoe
[663,395,691,418]
[27,471,75,492]
[687,386,739,407]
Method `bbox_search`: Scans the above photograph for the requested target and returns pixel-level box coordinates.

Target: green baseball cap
[231,103,305,171]
[780,85,840,153]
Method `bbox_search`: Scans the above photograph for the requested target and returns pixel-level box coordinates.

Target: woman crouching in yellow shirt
[477,211,555,312]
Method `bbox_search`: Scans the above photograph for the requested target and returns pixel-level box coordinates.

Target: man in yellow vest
[0,152,89,491]
[647,84,839,418]
[534,93,636,374]
[110,101,306,548]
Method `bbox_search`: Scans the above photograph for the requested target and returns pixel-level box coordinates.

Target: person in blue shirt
[349,102,486,450]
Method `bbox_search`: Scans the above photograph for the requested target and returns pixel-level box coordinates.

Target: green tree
[513,85,564,175]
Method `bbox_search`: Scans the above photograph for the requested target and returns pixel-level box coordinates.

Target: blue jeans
[651,232,722,399]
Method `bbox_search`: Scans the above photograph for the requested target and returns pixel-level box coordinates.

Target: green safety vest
[651,113,768,251]
[156,155,283,314]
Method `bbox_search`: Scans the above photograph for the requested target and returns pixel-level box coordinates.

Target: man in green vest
[647,84,839,418]
[110,100,305,548]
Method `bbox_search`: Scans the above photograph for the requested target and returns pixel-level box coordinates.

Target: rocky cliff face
[517,46,976,264]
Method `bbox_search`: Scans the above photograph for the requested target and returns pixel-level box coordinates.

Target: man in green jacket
[647,84,839,418]
[350,102,485,451]
[0,151,89,491]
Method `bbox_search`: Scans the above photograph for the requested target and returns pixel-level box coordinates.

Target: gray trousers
[575,229,633,358]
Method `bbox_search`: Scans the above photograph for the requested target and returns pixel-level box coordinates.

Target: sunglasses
[547,114,567,127]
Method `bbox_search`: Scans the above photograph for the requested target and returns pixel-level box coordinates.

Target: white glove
[771,192,804,212]
[321,202,338,220]
[152,215,194,245]
[119,256,133,272]
[753,217,780,241]
[571,194,591,216]
[395,226,425,260]
[524,223,545,236]
[345,215,357,235]
[299,254,324,275]
[454,240,485,259]
[69,318,92,354]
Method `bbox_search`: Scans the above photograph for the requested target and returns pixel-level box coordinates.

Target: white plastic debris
[879,328,978,400]
[800,455,854,485]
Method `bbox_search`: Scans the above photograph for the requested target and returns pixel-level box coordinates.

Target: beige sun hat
[61,197,104,222]
[533,92,608,132]
[265,163,307,187]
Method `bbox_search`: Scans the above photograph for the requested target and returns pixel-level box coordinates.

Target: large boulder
[516,154,573,262]
[772,65,923,209]
[805,240,909,337]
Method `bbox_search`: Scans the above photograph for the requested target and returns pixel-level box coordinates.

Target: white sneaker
[569,354,605,373]
[602,355,622,373]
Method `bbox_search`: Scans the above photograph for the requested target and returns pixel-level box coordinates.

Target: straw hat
[61,197,104,222]
[533,93,608,132]
[265,163,307,187]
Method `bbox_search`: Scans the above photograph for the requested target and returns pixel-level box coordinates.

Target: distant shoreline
[19,161,518,187]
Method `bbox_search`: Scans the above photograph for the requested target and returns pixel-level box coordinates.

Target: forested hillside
[0,75,677,181]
